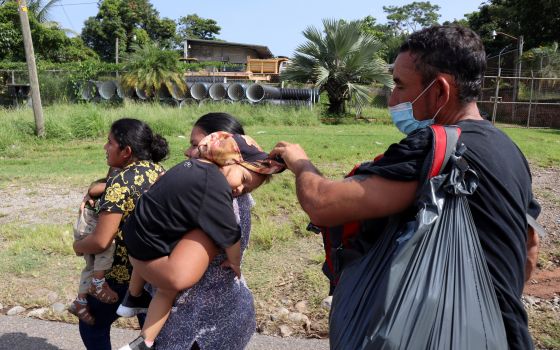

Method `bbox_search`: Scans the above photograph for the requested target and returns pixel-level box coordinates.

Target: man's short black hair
[399,25,486,103]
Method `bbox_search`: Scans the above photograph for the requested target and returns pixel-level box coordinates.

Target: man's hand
[269,142,311,174]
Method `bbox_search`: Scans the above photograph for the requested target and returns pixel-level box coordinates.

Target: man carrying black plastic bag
[271,25,541,349]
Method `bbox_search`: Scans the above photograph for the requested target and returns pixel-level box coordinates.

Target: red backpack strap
[427,125,461,179]
[345,153,385,178]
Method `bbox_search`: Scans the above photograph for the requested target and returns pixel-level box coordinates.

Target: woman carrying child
[72,118,168,350]
[117,114,284,350]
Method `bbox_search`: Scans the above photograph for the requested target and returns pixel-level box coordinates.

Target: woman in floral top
[73,118,168,350]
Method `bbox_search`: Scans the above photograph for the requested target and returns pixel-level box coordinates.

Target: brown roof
[184,38,274,58]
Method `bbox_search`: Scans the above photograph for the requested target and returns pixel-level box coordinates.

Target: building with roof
[182,39,274,64]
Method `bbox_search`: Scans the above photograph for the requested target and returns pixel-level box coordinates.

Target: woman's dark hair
[399,25,486,103]
[194,113,245,135]
[110,118,169,163]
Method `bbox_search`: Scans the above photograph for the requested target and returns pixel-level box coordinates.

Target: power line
[51,2,97,7]
[60,5,76,34]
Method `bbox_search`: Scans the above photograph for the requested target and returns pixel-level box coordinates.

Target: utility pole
[115,37,119,64]
[17,0,44,137]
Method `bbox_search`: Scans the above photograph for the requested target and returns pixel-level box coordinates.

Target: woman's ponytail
[150,133,169,163]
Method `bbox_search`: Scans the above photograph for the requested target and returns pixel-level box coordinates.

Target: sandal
[88,282,119,304]
[68,300,95,325]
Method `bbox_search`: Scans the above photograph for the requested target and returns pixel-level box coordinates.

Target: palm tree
[8,0,78,34]
[121,43,186,99]
[27,0,61,24]
[282,19,393,115]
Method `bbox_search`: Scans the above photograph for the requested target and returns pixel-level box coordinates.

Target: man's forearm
[293,159,331,224]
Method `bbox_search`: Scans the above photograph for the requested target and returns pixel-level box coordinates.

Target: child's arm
[88,181,107,199]
[80,178,106,212]
[221,240,242,278]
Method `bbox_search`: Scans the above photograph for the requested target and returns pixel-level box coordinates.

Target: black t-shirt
[123,159,240,261]
[356,120,540,350]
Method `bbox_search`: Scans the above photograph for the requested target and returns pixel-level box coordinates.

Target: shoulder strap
[426,125,461,179]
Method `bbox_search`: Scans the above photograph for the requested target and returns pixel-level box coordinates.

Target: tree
[282,19,393,115]
[523,42,560,79]
[465,3,516,55]
[176,14,220,41]
[467,0,560,54]
[27,0,60,24]
[0,1,97,62]
[81,0,176,61]
[383,1,441,35]
[121,43,186,99]
[359,15,405,63]
[502,0,559,50]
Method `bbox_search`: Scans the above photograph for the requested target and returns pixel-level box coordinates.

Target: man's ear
[435,75,451,108]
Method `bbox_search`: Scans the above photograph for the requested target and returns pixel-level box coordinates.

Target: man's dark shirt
[356,119,540,349]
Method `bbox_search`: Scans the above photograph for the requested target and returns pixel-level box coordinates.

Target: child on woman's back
[68,167,120,325]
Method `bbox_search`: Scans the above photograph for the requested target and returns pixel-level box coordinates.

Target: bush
[39,71,74,105]
[69,109,107,139]
[44,118,72,140]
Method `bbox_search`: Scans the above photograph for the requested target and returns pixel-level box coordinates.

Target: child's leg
[116,260,152,318]
[79,254,95,298]
[92,270,105,279]
[89,270,118,304]
[69,254,96,325]
[141,288,177,345]
[118,260,177,349]
[128,268,146,297]
[89,241,118,304]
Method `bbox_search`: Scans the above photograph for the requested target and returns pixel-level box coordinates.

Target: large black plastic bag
[329,147,508,350]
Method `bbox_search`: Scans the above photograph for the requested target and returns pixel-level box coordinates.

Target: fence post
[527,71,534,128]
[491,68,502,124]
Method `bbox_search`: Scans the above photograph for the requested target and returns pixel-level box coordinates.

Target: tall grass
[0,102,323,157]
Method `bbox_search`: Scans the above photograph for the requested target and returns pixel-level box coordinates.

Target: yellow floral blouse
[98,160,164,284]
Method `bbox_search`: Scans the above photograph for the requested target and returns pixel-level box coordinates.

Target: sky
[50,0,483,57]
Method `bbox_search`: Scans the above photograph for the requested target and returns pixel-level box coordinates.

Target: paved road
[0,315,329,350]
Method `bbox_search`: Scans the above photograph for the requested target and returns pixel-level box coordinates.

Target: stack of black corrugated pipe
[78,79,319,107]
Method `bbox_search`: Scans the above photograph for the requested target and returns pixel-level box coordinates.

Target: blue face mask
[389,80,444,135]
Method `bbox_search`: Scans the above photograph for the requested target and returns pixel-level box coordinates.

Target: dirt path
[0,184,84,226]
[0,315,329,350]
[525,268,560,299]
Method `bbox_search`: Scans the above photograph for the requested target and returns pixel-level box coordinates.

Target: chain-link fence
[478,75,560,128]
[479,49,560,128]
[0,69,88,106]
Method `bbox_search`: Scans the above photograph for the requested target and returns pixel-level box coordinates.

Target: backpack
[309,125,461,294]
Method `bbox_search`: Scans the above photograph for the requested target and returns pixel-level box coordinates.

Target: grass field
[0,103,558,346]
